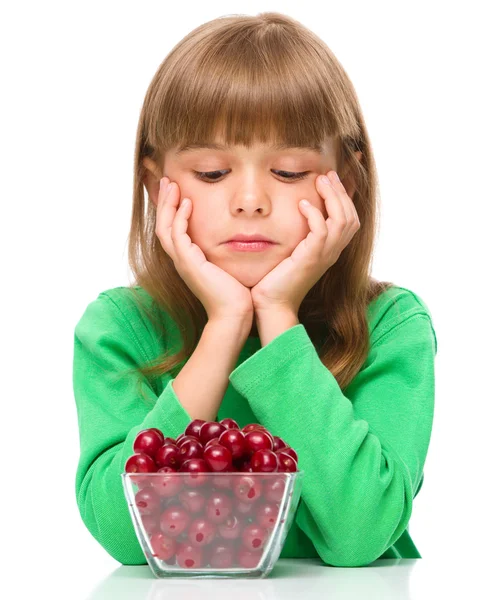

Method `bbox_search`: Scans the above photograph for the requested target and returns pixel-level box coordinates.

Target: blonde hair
[125,11,394,399]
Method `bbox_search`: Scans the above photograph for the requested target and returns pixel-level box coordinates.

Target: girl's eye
[192,170,310,184]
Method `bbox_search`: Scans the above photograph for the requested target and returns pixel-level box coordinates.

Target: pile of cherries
[124,418,299,569]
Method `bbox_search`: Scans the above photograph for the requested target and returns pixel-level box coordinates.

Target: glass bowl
[121,470,304,578]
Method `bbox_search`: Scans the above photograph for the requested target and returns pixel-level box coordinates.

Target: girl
[73,12,437,568]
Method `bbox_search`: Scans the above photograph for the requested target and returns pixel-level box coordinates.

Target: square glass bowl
[121,470,304,578]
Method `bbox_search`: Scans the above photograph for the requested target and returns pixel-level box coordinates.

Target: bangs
[145,24,356,158]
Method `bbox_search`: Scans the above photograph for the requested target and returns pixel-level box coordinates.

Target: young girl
[73,12,437,568]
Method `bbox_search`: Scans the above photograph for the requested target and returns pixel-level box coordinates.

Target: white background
[2,1,487,597]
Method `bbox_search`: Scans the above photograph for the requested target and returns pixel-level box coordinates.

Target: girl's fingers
[156,180,179,259]
[171,197,193,257]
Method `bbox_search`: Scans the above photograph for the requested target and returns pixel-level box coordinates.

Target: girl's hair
[124,12,395,403]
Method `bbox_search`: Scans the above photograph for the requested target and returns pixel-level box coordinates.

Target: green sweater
[73,284,437,567]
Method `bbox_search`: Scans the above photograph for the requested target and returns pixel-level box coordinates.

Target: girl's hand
[250,171,361,315]
[156,178,254,324]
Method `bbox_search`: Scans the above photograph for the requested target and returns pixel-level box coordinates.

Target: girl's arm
[229,288,437,567]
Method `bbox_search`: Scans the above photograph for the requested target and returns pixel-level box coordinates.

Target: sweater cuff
[229,324,311,396]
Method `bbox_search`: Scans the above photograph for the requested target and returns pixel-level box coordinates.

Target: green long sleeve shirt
[72,284,437,567]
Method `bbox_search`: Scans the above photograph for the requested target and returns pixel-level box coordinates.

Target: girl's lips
[225,241,276,252]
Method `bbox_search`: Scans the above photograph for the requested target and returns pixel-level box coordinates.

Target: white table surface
[82,557,474,599]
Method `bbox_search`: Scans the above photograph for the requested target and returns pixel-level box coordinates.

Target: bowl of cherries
[122,418,304,579]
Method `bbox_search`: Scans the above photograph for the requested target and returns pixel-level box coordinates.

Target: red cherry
[263,475,287,503]
[199,421,227,446]
[175,434,200,448]
[205,491,233,524]
[204,438,221,449]
[206,540,236,568]
[272,436,287,452]
[179,458,210,487]
[250,449,278,473]
[151,466,183,497]
[162,437,176,446]
[232,474,262,504]
[187,516,217,547]
[185,418,206,439]
[277,452,297,472]
[235,500,254,516]
[219,417,240,430]
[217,514,244,540]
[147,428,165,443]
[176,541,203,569]
[277,446,298,463]
[241,423,266,434]
[178,438,204,463]
[178,488,207,514]
[203,443,233,472]
[243,430,273,457]
[242,522,268,552]
[135,486,160,515]
[219,429,246,461]
[237,544,261,568]
[255,501,280,530]
[141,513,159,536]
[159,505,191,538]
[125,453,157,488]
[150,531,177,561]
[133,429,164,459]
[154,443,180,469]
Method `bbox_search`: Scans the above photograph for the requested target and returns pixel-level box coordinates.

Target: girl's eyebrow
[175,143,324,155]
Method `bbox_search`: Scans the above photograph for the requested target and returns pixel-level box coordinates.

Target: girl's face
[146,138,338,288]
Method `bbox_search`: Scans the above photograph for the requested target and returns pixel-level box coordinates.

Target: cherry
[219,417,240,430]
[206,539,236,568]
[199,421,227,446]
[241,423,266,434]
[204,438,221,448]
[205,491,233,524]
[176,541,203,569]
[187,516,217,547]
[235,500,254,516]
[141,513,159,536]
[162,437,176,446]
[184,418,206,439]
[178,488,207,514]
[179,458,210,487]
[175,434,200,448]
[150,531,177,561]
[243,430,273,458]
[255,501,280,530]
[272,435,287,452]
[263,476,287,503]
[178,438,204,463]
[251,449,278,473]
[125,453,156,486]
[133,429,164,459]
[242,522,268,552]
[148,428,165,442]
[219,429,246,461]
[135,486,160,515]
[233,474,262,504]
[237,545,261,568]
[154,443,180,469]
[277,446,298,463]
[151,466,183,497]
[159,505,191,538]
[217,513,244,540]
[203,443,233,472]
[277,452,298,472]
[212,472,234,489]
